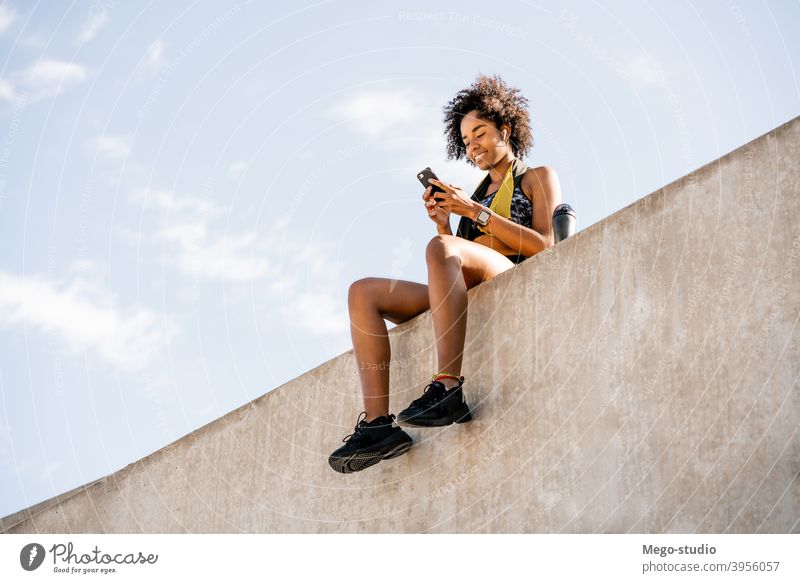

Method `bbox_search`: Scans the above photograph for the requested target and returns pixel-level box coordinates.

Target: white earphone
[499,129,507,146]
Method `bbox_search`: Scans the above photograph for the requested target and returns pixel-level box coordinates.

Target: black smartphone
[416,167,446,202]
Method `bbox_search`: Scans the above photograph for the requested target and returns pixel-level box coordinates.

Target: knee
[425,234,458,263]
[348,277,378,310]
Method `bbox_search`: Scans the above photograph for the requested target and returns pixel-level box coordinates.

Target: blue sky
[0,0,797,518]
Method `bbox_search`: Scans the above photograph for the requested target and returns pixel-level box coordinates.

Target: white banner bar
[1,534,798,582]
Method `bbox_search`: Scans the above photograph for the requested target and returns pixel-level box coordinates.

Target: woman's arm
[471,166,562,256]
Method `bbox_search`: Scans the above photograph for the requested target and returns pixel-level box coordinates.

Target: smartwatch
[474,207,492,227]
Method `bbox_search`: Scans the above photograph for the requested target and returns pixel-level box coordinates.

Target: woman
[329,74,562,474]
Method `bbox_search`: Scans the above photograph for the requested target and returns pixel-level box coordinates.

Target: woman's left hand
[428,178,478,218]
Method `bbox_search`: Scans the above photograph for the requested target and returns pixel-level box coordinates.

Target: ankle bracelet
[432,372,464,383]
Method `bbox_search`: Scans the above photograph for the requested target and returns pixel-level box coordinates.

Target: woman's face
[460,109,507,168]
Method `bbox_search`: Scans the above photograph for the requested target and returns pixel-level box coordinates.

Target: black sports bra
[456,160,532,252]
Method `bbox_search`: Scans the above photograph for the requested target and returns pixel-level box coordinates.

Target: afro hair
[442,74,533,166]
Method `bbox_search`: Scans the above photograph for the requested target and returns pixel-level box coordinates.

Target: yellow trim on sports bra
[476,157,518,236]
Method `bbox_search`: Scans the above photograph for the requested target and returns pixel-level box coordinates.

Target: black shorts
[505,254,528,264]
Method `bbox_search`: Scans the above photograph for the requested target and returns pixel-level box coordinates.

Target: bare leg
[425,235,517,389]
[426,242,469,387]
[348,278,429,421]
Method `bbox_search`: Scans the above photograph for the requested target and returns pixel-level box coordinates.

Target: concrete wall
[3,117,799,534]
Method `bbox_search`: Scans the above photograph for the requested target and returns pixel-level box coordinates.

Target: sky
[0,0,798,519]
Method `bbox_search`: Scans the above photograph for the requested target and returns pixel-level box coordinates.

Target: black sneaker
[328,412,413,474]
[396,378,472,427]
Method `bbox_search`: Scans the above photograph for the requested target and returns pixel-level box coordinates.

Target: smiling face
[460,109,510,168]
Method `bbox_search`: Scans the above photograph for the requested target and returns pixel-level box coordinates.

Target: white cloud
[269,234,348,337]
[283,290,348,335]
[165,225,276,282]
[0,4,16,36]
[0,79,15,102]
[138,39,166,80]
[130,188,277,282]
[11,58,90,102]
[125,187,348,336]
[160,221,206,246]
[624,53,668,89]
[25,59,88,87]
[131,187,220,218]
[0,271,177,371]
[87,134,131,160]
[330,88,449,169]
[0,58,90,105]
[265,272,297,295]
[332,89,425,140]
[76,6,109,44]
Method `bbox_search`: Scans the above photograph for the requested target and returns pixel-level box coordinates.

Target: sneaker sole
[328,440,412,474]
[397,408,472,428]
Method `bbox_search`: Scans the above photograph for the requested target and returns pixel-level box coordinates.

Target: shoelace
[342,412,395,443]
[410,382,446,408]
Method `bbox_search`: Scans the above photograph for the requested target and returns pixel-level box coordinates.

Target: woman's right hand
[423,186,450,228]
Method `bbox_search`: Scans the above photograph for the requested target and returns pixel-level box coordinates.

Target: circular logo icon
[20,543,46,571]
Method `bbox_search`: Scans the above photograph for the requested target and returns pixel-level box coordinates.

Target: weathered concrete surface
[3,117,799,534]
